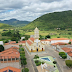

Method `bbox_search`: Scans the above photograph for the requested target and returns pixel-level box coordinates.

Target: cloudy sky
[0,0,72,21]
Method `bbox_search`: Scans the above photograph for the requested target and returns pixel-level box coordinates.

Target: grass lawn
[33,56,59,72]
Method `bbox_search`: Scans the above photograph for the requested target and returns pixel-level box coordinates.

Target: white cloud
[0,0,72,21]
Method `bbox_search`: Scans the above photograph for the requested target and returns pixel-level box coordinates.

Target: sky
[0,0,72,21]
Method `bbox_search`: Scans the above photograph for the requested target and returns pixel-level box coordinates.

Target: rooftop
[0,66,20,72]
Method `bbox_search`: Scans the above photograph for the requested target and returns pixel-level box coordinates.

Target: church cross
[34,39,40,43]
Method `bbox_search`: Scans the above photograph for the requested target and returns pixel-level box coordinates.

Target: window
[39,45,40,47]
[37,43,38,46]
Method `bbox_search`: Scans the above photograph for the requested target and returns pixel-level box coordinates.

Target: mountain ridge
[0,18,30,27]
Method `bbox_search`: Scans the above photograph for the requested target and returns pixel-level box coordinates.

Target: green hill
[22,10,72,31]
[0,23,12,29]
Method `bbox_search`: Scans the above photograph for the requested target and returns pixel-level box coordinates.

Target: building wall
[41,41,50,45]
[51,40,69,44]
[26,41,45,52]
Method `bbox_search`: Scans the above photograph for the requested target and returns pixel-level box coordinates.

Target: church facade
[26,27,45,52]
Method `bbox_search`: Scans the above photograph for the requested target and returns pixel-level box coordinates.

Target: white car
[59,56,62,58]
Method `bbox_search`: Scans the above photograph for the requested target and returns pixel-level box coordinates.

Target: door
[42,48,43,51]
[31,49,33,52]
[37,48,38,52]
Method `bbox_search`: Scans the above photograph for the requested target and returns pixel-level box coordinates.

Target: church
[26,27,45,52]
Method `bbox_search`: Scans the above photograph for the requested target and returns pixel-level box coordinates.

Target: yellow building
[26,27,45,52]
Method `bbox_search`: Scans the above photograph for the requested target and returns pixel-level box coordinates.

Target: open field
[0,29,72,41]
[24,30,72,39]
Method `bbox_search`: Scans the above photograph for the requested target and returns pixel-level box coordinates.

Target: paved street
[24,46,35,72]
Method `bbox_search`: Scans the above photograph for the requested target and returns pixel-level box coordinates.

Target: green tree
[65,60,72,68]
[53,61,57,64]
[21,60,27,66]
[45,35,51,39]
[39,35,42,40]
[0,45,4,52]
[62,55,67,59]
[22,68,29,72]
[59,52,66,57]
[68,42,71,44]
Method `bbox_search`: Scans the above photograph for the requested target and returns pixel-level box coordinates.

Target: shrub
[0,45,4,52]
[34,55,39,59]
[22,38,25,41]
[19,48,24,52]
[22,68,29,72]
[53,61,57,64]
[21,60,27,65]
[68,42,71,44]
[62,55,67,59]
[35,60,39,63]
[20,57,26,60]
[19,45,22,47]
[36,61,41,66]
[4,40,9,43]
[20,51,25,54]
[65,60,72,68]
[20,54,25,57]
[59,52,66,57]
[41,61,45,64]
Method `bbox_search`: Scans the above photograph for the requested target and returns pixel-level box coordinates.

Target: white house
[50,38,70,44]
[0,41,3,45]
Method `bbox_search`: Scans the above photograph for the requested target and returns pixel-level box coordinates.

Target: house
[41,39,50,45]
[0,46,20,69]
[26,27,45,52]
[0,41,3,45]
[21,37,25,41]
[18,41,26,46]
[50,38,70,44]
[0,66,21,72]
[61,47,72,60]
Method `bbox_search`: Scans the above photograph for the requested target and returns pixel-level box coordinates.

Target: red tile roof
[29,37,34,42]
[70,39,72,41]
[19,41,26,43]
[50,38,69,41]
[27,40,33,45]
[0,46,20,59]
[0,66,21,72]
[62,47,72,57]
[10,41,16,44]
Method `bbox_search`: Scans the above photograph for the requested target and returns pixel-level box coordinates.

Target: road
[45,45,72,72]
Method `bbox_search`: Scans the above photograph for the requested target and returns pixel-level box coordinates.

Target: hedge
[65,60,72,68]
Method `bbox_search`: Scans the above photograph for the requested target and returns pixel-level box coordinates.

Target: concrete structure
[26,27,45,52]
[21,37,25,41]
[0,41,3,45]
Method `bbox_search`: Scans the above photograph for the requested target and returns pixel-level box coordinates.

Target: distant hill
[22,10,72,31]
[0,23,12,29]
[0,19,30,27]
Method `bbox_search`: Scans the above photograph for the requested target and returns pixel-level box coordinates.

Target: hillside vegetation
[0,23,12,29]
[22,10,72,31]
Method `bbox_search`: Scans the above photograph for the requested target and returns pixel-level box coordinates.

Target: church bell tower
[34,27,40,39]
